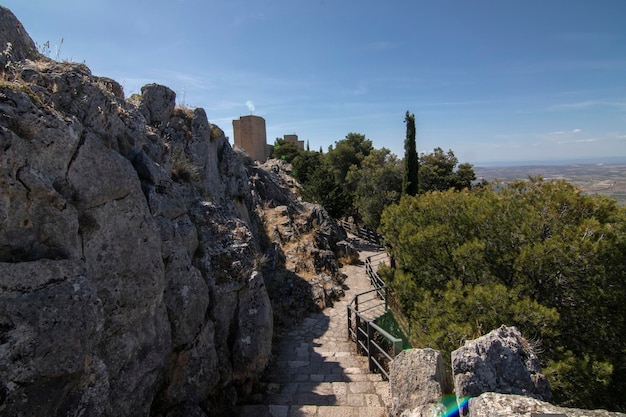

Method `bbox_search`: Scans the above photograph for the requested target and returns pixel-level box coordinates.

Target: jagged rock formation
[0,6,348,417]
[469,393,626,417]
[451,325,551,402]
[0,5,38,63]
[246,159,348,322]
[388,349,452,417]
[387,327,625,416]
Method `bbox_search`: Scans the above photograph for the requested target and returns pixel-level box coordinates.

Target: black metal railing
[338,220,403,378]
[366,254,387,304]
[346,255,402,380]
[347,288,403,380]
[338,220,382,245]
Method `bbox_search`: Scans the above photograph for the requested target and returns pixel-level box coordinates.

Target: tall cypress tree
[403,111,419,196]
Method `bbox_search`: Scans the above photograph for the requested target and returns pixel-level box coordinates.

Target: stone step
[239,244,391,417]
[238,404,387,417]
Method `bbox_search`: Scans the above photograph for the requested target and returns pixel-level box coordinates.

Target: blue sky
[3,0,625,164]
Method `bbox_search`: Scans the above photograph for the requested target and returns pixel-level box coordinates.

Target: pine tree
[403,111,419,196]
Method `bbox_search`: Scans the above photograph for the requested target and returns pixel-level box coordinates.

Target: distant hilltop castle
[233,115,304,162]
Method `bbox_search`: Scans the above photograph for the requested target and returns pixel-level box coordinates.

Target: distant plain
[474,162,626,206]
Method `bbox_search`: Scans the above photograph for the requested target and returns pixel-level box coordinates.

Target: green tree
[345,148,403,229]
[401,279,559,361]
[291,150,322,184]
[304,132,373,219]
[379,180,626,411]
[418,147,475,192]
[453,162,476,189]
[271,138,301,162]
[301,164,351,219]
[402,111,419,196]
[325,132,373,184]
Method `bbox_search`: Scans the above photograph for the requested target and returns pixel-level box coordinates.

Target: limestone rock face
[0,6,38,62]
[388,348,452,417]
[468,393,626,417]
[140,83,176,126]
[246,159,349,322]
[0,7,350,417]
[452,326,551,403]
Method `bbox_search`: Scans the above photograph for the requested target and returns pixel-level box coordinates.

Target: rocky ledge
[388,326,625,417]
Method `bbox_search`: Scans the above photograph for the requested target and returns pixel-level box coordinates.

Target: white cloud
[549,128,583,135]
[557,137,599,144]
[549,100,626,111]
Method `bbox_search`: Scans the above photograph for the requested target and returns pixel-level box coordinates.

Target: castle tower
[232,115,269,162]
[283,134,305,150]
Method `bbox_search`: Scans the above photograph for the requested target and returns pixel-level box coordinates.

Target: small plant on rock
[171,151,201,183]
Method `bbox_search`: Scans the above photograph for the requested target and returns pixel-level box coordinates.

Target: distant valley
[474,162,626,205]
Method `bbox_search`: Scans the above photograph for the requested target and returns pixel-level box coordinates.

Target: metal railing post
[347,305,351,340]
[355,297,362,354]
[385,286,388,310]
[367,321,375,373]
[393,339,403,356]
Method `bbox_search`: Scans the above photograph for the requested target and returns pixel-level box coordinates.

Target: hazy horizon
[473,155,626,168]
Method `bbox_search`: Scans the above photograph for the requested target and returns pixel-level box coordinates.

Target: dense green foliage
[345,148,403,229]
[403,111,419,196]
[325,132,373,184]
[291,150,322,184]
[280,117,473,230]
[379,179,626,411]
[418,147,475,192]
[271,138,301,162]
[294,133,372,219]
[300,163,351,219]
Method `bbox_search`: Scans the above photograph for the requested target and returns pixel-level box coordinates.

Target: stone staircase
[238,241,390,417]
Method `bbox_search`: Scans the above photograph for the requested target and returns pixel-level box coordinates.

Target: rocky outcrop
[388,349,452,417]
[0,8,348,417]
[451,325,551,402]
[0,6,38,62]
[246,159,348,322]
[468,393,626,417]
[388,329,624,417]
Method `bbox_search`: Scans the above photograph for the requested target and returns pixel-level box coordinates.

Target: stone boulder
[452,326,551,403]
[388,348,452,417]
[0,6,39,62]
[140,83,176,126]
[468,393,626,417]
[336,239,360,265]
